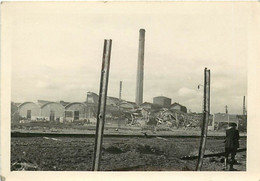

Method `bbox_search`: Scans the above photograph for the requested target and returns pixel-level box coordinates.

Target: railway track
[11,131,247,139]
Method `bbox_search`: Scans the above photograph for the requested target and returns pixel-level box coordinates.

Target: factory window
[74,111,79,120]
[65,111,73,118]
[50,111,55,121]
[27,110,31,119]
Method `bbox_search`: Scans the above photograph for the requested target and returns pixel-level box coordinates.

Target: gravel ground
[11,136,246,171]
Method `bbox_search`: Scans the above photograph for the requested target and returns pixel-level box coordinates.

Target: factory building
[169,102,187,113]
[64,102,87,122]
[153,96,172,107]
[18,102,40,121]
[40,102,65,122]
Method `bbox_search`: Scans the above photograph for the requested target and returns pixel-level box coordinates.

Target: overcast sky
[5,2,248,114]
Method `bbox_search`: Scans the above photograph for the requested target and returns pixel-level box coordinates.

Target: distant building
[153,96,171,107]
[169,102,187,113]
[18,102,40,121]
[64,102,87,122]
[40,101,65,122]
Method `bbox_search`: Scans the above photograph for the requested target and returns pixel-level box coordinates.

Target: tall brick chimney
[135,29,145,106]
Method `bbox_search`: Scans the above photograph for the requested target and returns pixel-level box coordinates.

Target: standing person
[224,122,240,171]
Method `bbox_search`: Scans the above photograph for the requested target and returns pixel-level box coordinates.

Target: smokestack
[135,29,145,106]
[243,96,246,115]
[119,81,122,101]
[225,105,228,114]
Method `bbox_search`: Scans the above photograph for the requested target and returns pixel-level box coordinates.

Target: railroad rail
[11,131,247,139]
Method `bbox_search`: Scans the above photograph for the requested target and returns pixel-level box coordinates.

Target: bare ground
[11,136,246,171]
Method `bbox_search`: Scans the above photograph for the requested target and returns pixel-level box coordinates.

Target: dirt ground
[11,136,246,171]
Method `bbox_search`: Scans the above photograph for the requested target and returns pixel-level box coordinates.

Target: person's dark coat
[225,127,240,149]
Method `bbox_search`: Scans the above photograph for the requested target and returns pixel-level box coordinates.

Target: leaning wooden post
[92,39,112,171]
[196,68,210,171]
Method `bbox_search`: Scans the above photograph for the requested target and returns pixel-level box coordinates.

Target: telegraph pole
[243,96,246,115]
[196,68,210,171]
[92,39,112,171]
[119,81,122,110]
[225,105,228,114]
[117,81,123,130]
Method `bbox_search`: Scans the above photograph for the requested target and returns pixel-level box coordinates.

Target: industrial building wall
[153,97,171,107]
[19,102,40,120]
[153,97,163,106]
[163,98,171,107]
[181,106,187,113]
[170,104,181,112]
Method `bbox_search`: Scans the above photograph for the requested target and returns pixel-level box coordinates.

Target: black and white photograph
[1,1,260,180]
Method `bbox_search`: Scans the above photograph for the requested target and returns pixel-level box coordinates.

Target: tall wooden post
[119,81,122,110]
[243,96,246,115]
[92,39,112,171]
[196,68,210,171]
[225,105,228,114]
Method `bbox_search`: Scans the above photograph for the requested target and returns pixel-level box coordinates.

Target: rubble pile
[118,107,207,129]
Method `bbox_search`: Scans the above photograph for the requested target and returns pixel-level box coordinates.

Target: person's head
[229,122,237,128]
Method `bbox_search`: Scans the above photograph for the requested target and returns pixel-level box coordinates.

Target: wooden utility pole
[243,96,246,115]
[119,81,122,110]
[92,39,112,171]
[117,81,123,130]
[196,68,210,171]
[225,105,228,114]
